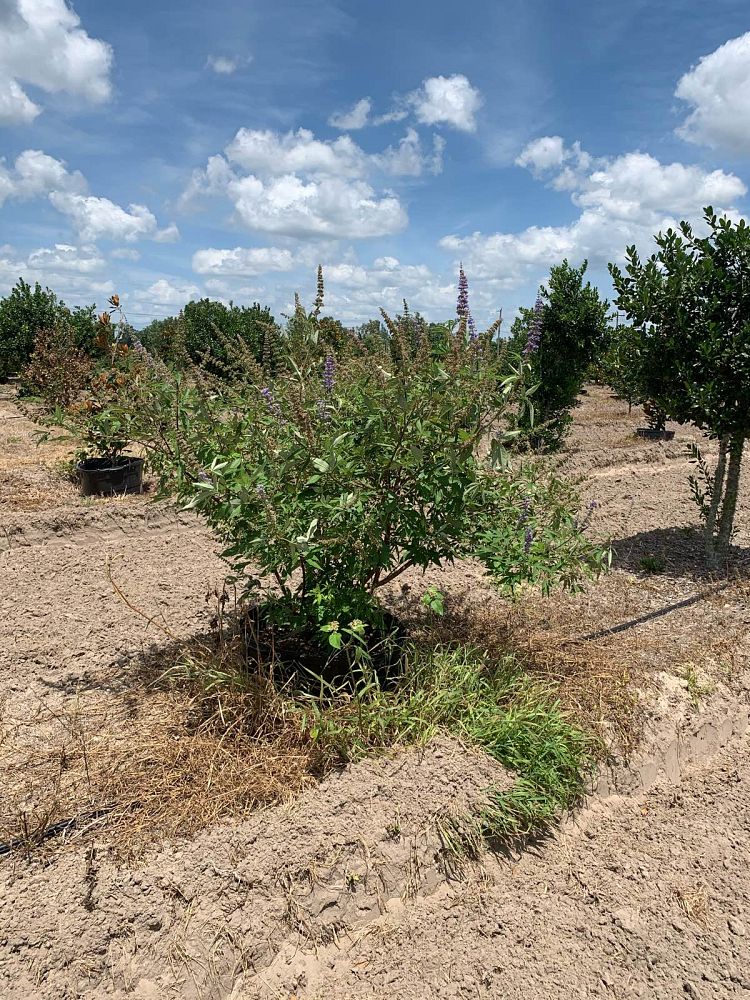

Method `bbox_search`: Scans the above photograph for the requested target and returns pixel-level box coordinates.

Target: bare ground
[1,385,749,998]
[236,735,750,1000]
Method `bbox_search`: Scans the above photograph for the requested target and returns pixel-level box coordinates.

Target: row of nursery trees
[0,259,616,453]
[2,208,748,585]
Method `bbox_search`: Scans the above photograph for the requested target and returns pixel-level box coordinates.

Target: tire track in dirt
[235,734,750,1000]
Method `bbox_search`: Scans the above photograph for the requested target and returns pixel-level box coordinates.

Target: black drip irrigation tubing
[0,806,115,858]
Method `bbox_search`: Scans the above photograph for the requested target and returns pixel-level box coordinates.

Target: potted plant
[75,294,146,494]
[42,367,145,497]
[70,384,144,496]
[636,400,674,441]
[30,292,146,495]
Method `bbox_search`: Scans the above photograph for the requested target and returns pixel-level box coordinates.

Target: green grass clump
[682,662,714,708]
[639,554,667,574]
[294,643,596,846]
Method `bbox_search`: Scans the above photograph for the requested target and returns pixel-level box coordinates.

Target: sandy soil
[235,735,750,1000]
[1,385,749,998]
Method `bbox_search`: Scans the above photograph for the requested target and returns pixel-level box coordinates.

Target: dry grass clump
[0,680,318,859]
[505,607,644,754]
[675,883,713,929]
[0,468,78,512]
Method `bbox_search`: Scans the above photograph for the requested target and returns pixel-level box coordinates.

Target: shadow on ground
[610,525,750,582]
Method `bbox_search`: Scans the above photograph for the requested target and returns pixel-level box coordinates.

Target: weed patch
[173,636,596,850]
[639,554,667,574]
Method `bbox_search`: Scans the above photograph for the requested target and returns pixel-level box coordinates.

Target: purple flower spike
[132,338,157,369]
[323,355,335,394]
[523,295,544,357]
[456,264,469,320]
[579,498,599,531]
[517,496,532,526]
[468,312,478,343]
[524,526,534,553]
[260,386,283,420]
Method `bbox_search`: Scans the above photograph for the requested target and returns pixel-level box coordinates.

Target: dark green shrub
[610,208,750,567]
[0,280,64,380]
[139,316,186,361]
[181,298,278,374]
[510,260,609,450]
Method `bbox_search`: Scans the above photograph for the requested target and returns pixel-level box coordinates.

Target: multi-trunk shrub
[127,275,608,646]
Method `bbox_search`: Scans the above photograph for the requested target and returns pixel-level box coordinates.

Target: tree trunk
[704,436,729,570]
[716,434,745,563]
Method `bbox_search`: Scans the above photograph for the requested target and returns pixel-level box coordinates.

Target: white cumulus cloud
[318,254,470,324]
[441,137,746,289]
[328,97,372,131]
[1,148,85,203]
[0,240,114,306]
[0,77,38,124]
[145,278,201,308]
[516,136,568,174]
[0,0,113,125]
[206,54,240,75]
[408,74,482,132]
[373,129,445,177]
[226,128,367,178]
[0,149,175,244]
[182,126,411,239]
[153,222,180,243]
[26,242,104,273]
[675,31,750,155]
[192,245,296,276]
[49,192,160,243]
[228,172,406,238]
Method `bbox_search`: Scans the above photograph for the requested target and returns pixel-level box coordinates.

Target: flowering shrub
[129,277,607,644]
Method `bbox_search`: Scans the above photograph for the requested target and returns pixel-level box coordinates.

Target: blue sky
[1,0,749,328]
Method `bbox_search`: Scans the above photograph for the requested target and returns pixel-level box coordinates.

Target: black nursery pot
[77,456,144,496]
[636,427,675,441]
